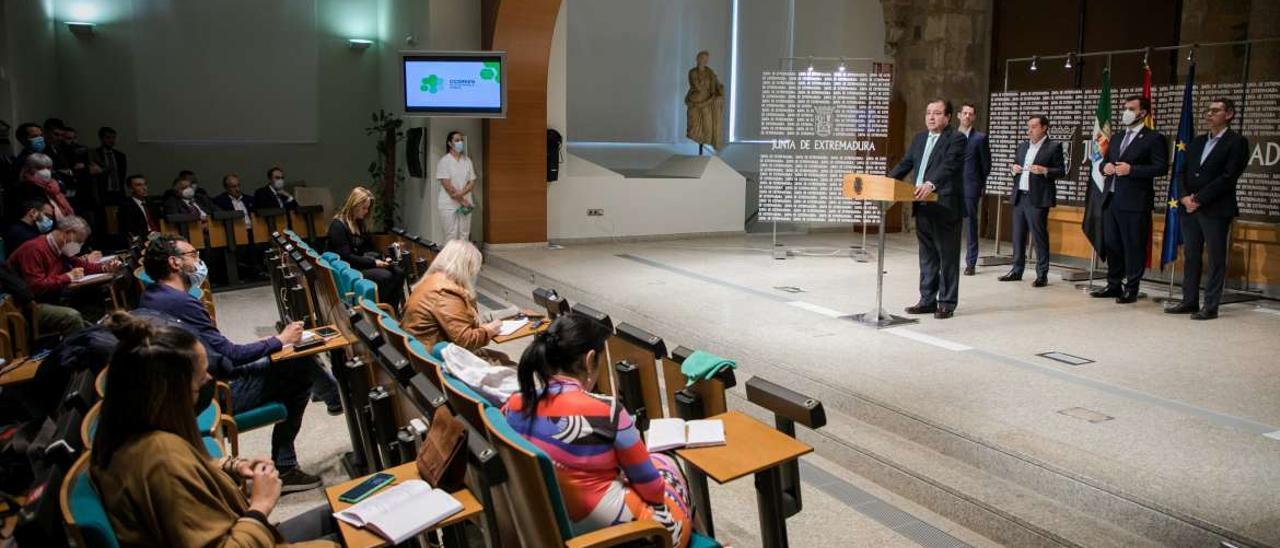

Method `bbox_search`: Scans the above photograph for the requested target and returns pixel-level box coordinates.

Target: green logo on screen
[479,61,500,83]
[420,74,440,93]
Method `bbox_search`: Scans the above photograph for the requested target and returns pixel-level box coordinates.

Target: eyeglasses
[175,249,200,258]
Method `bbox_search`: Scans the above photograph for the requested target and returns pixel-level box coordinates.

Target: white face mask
[36,168,52,179]
[61,240,83,257]
[272,178,286,190]
[180,187,195,199]
[1121,109,1139,127]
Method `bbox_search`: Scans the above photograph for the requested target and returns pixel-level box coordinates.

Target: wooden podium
[841,174,934,328]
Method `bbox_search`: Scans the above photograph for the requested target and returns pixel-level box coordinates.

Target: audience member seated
[0,258,88,338]
[91,313,339,546]
[8,215,119,307]
[254,166,297,211]
[502,313,694,547]
[401,239,510,363]
[137,235,336,490]
[88,126,127,199]
[3,199,54,253]
[214,173,256,225]
[18,153,75,220]
[163,175,219,220]
[118,174,160,243]
[326,186,405,309]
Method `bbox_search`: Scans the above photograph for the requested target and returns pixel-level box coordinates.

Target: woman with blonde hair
[401,239,512,364]
[326,186,404,308]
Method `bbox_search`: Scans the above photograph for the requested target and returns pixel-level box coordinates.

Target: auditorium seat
[60,452,119,548]
[214,382,286,458]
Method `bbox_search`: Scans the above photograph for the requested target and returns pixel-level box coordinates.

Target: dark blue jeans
[230,358,315,468]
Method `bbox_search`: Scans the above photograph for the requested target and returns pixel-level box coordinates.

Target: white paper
[333,480,463,544]
[73,273,112,284]
[645,418,725,451]
[94,255,118,264]
[498,319,529,337]
[685,419,726,448]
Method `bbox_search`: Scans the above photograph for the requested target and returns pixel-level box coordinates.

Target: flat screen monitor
[401,51,506,117]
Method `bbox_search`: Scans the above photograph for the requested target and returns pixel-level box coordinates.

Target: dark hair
[928,97,954,117]
[16,122,40,142]
[1028,114,1050,128]
[445,131,463,154]
[1123,94,1151,113]
[92,312,206,467]
[126,174,146,186]
[171,176,188,188]
[98,126,117,139]
[21,198,48,214]
[1211,97,1236,123]
[143,235,187,281]
[222,173,239,186]
[43,118,65,131]
[178,170,195,179]
[960,102,978,113]
[267,166,283,180]
[516,313,612,418]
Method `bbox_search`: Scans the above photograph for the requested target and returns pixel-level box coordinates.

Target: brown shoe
[934,306,954,319]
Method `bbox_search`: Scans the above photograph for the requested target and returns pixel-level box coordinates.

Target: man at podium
[887,98,967,319]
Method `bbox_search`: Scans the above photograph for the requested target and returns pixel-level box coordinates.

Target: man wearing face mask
[12,123,46,182]
[253,166,297,211]
[164,176,213,220]
[8,215,119,304]
[1092,95,1169,304]
[137,235,324,492]
[3,199,55,253]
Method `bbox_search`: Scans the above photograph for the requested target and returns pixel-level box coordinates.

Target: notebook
[645,418,726,452]
[332,479,463,544]
[498,319,529,336]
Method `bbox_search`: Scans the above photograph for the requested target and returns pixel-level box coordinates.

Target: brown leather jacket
[402,272,493,350]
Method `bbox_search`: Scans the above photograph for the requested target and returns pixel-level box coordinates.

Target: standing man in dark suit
[999,115,1064,287]
[253,166,298,211]
[1091,95,1169,303]
[888,98,968,319]
[1165,98,1248,320]
[957,102,990,276]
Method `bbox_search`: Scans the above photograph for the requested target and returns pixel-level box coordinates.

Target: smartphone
[338,472,395,504]
[311,326,340,339]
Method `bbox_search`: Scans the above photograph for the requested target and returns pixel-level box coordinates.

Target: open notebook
[332,480,463,544]
[645,418,726,452]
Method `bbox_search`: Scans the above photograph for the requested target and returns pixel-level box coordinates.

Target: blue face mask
[29,136,45,152]
[36,216,53,233]
[451,140,465,153]
[186,259,209,288]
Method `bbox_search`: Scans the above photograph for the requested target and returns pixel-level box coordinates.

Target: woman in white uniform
[435,130,476,241]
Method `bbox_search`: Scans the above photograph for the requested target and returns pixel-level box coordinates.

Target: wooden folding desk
[269,330,352,362]
[324,462,483,548]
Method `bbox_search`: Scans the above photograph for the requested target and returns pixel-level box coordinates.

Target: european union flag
[1161,62,1196,270]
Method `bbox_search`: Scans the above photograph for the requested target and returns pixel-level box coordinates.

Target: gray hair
[25,153,53,169]
[424,240,482,296]
[57,215,90,236]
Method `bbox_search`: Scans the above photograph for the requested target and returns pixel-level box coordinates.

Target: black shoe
[1090,287,1121,298]
[279,467,323,493]
[1032,277,1048,288]
[934,306,954,319]
[1164,302,1199,314]
[904,303,937,315]
[963,266,975,276]
[326,401,344,416]
[1115,291,1138,304]
[997,272,1022,282]
[1191,309,1218,320]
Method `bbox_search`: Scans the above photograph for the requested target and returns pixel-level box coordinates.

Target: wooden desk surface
[324,462,483,548]
[0,357,42,387]
[269,331,351,362]
[493,312,549,344]
[676,411,812,484]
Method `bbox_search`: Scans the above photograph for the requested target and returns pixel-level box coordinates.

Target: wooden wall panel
[481,0,561,244]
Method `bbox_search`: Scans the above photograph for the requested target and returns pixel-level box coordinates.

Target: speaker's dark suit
[1178,128,1247,311]
[888,128,967,308]
[1102,126,1169,293]
[1009,138,1065,278]
[962,131,990,268]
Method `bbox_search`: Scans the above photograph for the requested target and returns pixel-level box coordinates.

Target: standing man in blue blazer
[1092,95,1169,304]
[1000,115,1064,287]
[888,98,968,319]
[957,102,990,276]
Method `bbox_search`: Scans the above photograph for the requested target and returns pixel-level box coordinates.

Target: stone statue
[685,50,725,154]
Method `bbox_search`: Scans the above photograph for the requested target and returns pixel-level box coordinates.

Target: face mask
[181,187,195,199]
[36,168,52,180]
[29,136,45,152]
[451,140,465,153]
[1121,109,1139,126]
[194,380,215,413]
[272,178,285,190]
[186,259,209,288]
[61,240,83,257]
[36,216,53,233]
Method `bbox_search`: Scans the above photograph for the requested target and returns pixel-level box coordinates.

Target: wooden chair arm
[215,381,234,415]
[376,302,398,320]
[564,521,672,548]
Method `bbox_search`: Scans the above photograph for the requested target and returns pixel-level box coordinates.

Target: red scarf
[23,173,75,218]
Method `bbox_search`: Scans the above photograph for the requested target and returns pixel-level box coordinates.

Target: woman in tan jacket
[401,239,513,363]
[91,313,337,547]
